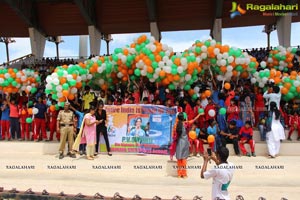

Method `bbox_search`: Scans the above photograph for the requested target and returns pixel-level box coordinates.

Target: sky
[0,22,299,64]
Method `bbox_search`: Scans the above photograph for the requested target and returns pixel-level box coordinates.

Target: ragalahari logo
[230,2,247,18]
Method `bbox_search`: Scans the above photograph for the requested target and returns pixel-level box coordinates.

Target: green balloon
[198,108,204,114]
[171,68,177,75]
[291,48,297,54]
[26,118,33,124]
[195,47,201,54]
[55,105,60,111]
[184,84,191,91]
[52,94,58,100]
[69,79,76,86]
[149,54,155,61]
[234,49,242,57]
[112,54,119,62]
[30,87,37,94]
[249,62,256,68]
[134,69,141,76]
[286,92,294,100]
[290,86,296,93]
[183,112,187,120]
[152,61,158,69]
[57,69,64,77]
[159,51,165,57]
[192,94,198,100]
[7,77,13,83]
[219,107,227,115]
[204,40,211,47]
[210,58,217,65]
[12,81,17,87]
[235,65,243,72]
[168,83,176,90]
[106,63,112,74]
[62,83,69,90]
[28,101,33,106]
[114,48,123,54]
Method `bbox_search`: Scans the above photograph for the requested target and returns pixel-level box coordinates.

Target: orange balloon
[28,108,33,115]
[205,90,211,97]
[50,105,56,112]
[62,90,69,97]
[284,82,292,89]
[281,87,289,95]
[207,135,215,143]
[21,110,26,115]
[159,70,166,78]
[68,93,75,100]
[189,131,197,140]
[224,83,231,90]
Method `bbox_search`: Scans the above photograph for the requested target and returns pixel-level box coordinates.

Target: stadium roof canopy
[0,0,299,37]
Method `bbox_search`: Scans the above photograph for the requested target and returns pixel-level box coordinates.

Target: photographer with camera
[201,146,234,200]
[263,83,281,111]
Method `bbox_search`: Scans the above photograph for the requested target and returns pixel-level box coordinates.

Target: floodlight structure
[101,34,113,56]
[47,36,64,59]
[0,37,16,65]
[263,24,276,49]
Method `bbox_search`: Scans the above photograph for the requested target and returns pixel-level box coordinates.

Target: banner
[100,105,177,155]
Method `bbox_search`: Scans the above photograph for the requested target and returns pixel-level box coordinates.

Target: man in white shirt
[263,86,281,110]
[201,147,234,200]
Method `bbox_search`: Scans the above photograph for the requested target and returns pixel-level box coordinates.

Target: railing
[0,54,35,67]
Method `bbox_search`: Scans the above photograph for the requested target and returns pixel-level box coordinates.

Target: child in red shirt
[239,121,256,157]
[20,102,29,140]
[48,100,59,141]
[287,111,300,141]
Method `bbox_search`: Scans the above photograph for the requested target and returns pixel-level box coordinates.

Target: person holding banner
[95,101,112,156]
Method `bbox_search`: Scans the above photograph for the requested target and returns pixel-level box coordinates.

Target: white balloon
[294,81,300,87]
[155,68,161,74]
[227,56,234,63]
[87,74,93,80]
[162,44,168,51]
[267,58,273,63]
[76,76,82,82]
[180,58,187,66]
[227,65,233,72]
[57,92,63,98]
[201,46,207,52]
[258,82,265,88]
[141,70,147,76]
[153,74,159,79]
[177,66,183,74]
[165,66,171,74]
[251,78,256,84]
[121,55,127,63]
[46,76,52,83]
[194,86,200,93]
[210,40,216,47]
[260,61,267,68]
[217,53,222,60]
[32,108,39,115]
[166,60,173,66]
[46,84,52,90]
[71,87,78,94]
[162,56,169,62]
[56,85,62,92]
[4,73,10,78]
[0,78,4,84]
[208,109,216,117]
[185,74,191,81]
[220,59,226,66]
[200,53,207,59]
[117,72,123,78]
[213,48,220,55]
[53,78,59,85]
[222,53,229,59]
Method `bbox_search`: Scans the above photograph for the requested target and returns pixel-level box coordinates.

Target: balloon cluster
[45,64,91,107]
[0,68,41,94]
[44,34,300,102]
[266,46,297,72]
[280,71,300,101]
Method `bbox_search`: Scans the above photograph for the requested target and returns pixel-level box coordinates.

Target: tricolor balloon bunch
[266,46,297,72]
[280,71,300,101]
[45,64,91,107]
[0,68,41,94]
[186,40,259,82]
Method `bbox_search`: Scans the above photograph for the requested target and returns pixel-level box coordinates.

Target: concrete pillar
[212,19,222,43]
[28,28,46,60]
[88,26,101,56]
[277,16,292,47]
[79,35,88,58]
[150,22,160,41]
